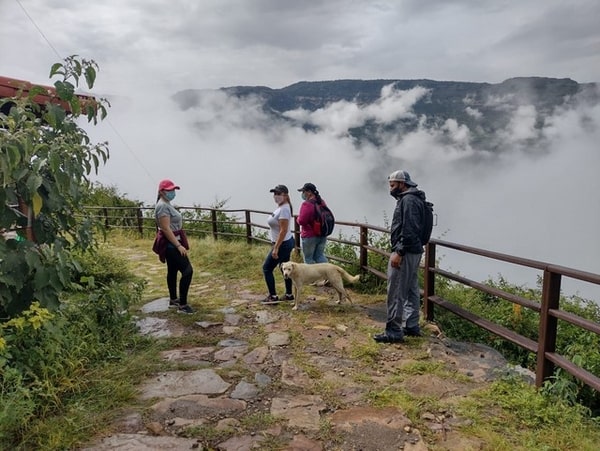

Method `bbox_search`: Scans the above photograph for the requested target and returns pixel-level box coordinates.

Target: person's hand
[178,245,188,257]
[390,252,402,268]
[272,246,279,259]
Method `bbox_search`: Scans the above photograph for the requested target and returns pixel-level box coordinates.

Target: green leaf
[26,173,43,194]
[54,81,75,101]
[49,63,64,77]
[69,97,81,116]
[6,144,21,167]
[28,85,47,100]
[84,66,96,89]
[73,59,82,77]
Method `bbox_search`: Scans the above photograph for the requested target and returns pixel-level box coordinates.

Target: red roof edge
[0,75,96,113]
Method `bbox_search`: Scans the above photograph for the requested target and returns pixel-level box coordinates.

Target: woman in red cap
[154,179,194,314]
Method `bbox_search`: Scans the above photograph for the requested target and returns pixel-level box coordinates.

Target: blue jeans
[301,236,328,264]
[263,237,295,296]
[385,252,422,337]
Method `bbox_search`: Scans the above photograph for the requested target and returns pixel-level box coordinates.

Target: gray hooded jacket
[390,187,426,256]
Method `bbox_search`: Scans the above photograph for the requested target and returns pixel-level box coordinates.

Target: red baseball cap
[158,179,180,191]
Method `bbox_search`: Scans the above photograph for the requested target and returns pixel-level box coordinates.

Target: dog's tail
[337,267,360,283]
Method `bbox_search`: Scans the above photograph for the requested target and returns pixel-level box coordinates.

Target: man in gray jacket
[374,170,426,343]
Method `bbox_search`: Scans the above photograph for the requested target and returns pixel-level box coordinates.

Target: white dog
[280,261,360,310]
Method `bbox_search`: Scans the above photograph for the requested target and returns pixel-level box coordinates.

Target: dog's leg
[331,279,345,305]
[293,283,302,311]
[345,290,353,304]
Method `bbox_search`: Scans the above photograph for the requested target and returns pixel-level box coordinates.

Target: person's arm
[158,215,187,256]
[272,218,289,259]
[297,201,315,227]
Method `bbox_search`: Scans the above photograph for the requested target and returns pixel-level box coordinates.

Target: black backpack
[421,200,434,245]
[313,202,335,237]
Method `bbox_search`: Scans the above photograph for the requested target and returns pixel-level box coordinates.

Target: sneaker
[284,294,295,301]
[168,299,180,308]
[177,304,195,314]
[261,295,280,305]
[373,333,404,343]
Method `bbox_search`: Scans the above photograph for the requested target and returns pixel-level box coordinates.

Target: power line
[14,0,157,186]
[15,0,62,60]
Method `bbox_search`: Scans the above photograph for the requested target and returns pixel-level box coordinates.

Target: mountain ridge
[172,77,599,149]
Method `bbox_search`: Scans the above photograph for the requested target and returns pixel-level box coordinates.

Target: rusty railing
[82,205,600,392]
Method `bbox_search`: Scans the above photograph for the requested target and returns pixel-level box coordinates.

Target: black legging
[165,246,193,305]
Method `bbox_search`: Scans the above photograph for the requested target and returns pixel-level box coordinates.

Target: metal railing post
[211,209,218,240]
[536,269,562,387]
[245,210,252,244]
[136,207,143,237]
[293,216,301,252]
[359,225,368,274]
[424,242,436,321]
[103,207,109,230]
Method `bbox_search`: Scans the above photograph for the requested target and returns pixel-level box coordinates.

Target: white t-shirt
[267,203,293,243]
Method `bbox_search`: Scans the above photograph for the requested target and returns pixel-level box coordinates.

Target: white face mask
[273,194,284,204]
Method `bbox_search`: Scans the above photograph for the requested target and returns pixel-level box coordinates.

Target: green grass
[5,230,600,450]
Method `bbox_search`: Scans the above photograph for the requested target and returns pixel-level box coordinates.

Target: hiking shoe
[261,295,280,305]
[177,304,195,314]
[373,333,404,343]
[284,294,295,301]
[403,327,422,337]
[168,299,180,308]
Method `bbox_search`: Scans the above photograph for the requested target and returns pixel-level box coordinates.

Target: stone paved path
[80,280,532,451]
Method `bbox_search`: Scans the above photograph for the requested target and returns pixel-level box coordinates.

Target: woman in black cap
[297,182,328,264]
[262,184,295,304]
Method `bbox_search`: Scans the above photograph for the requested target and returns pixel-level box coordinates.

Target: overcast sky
[2,0,600,91]
[2,0,600,299]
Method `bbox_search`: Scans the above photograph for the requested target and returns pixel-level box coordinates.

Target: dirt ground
[81,266,523,451]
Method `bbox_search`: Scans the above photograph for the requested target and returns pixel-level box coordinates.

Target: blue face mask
[301,192,307,201]
[165,190,176,201]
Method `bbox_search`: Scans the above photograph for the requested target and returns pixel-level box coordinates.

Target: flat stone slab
[135,317,172,337]
[242,346,269,365]
[141,297,171,313]
[267,332,290,346]
[271,395,326,430]
[80,433,197,450]
[330,406,411,431]
[160,347,215,365]
[150,394,246,418]
[330,406,420,450]
[230,381,259,400]
[139,369,230,399]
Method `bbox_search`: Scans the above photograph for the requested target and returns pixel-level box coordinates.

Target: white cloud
[2,0,600,300]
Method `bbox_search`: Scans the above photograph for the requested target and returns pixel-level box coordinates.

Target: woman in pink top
[297,182,328,264]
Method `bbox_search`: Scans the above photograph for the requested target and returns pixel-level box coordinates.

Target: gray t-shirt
[155,199,182,231]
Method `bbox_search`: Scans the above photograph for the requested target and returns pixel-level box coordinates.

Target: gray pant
[385,252,422,336]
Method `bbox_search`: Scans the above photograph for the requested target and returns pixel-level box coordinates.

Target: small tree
[0,56,110,317]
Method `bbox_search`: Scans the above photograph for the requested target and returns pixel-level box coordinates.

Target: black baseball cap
[269,184,289,194]
[297,182,317,192]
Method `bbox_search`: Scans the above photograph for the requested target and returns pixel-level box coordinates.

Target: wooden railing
[83,205,600,392]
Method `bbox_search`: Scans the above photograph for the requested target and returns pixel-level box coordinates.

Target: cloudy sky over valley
[2,0,599,298]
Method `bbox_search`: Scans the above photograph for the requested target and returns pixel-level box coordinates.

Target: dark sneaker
[403,327,422,337]
[168,299,180,308]
[284,294,295,301]
[373,333,404,343]
[177,304,195,314]
[261,295,280,305]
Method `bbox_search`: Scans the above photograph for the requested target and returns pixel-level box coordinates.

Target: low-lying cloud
[89,82,600,300]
